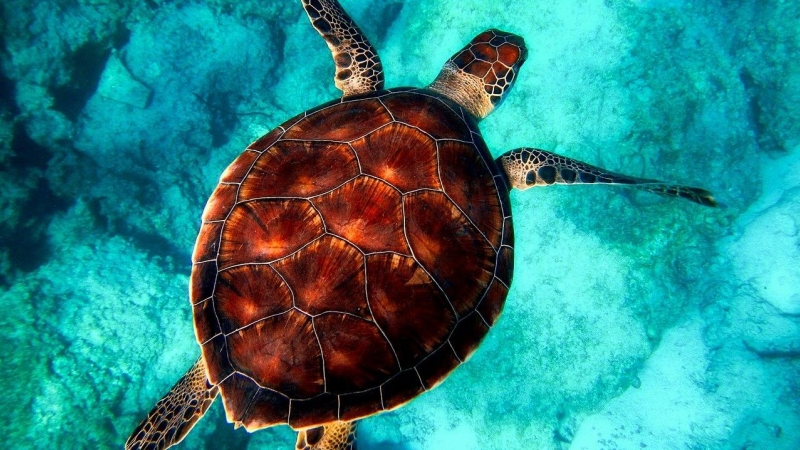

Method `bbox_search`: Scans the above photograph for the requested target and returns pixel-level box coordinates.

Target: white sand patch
[570,317,731,449]
[727,146,800,316]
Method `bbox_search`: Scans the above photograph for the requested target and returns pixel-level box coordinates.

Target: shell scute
[381,92,472,140]
[315,313,399,394]
[403,190,495,317]
[228,310,324,399]
[439,140,504,246]
[366,254,455,369]
[239,140,359,200]
[339,388,383,422]
[272,235,367,318]
[214,264,293,334]
[218,199,324,269]
[202,183,237,222]
[220,150,259,184]
[283,98,392,141]
[192,91,513,430]
[416,344,461,390]
[311,176,408,254]
[380,370,425,411]
[192,221,222,263]
[350,123,440,192]
[288,394,339,429]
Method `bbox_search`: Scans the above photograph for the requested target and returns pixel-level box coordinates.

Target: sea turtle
[126,0,716,449]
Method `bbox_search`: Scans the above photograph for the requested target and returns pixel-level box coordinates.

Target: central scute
[190,89,513,431]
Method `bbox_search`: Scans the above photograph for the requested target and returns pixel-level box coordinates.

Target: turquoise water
[1,0,798,449]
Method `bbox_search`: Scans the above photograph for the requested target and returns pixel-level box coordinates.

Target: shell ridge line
[359,173,405,196]
[347,142,363,173]
[400,194,460,320]
[437,182,496,252]
[362,257,403,371]
[447,340,463,363]
[311,317,328,393]
[222,308,293,337]
[225,234,326,269]
[280,137,350,145]
[413,367,428,391]
[307,174,362,202]
[475,310,491,329]
[376,97,397,122]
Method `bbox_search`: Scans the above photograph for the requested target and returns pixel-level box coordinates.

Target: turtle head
[429,29,528,120]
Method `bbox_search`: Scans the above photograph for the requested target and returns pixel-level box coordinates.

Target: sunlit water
[1,0,798,449]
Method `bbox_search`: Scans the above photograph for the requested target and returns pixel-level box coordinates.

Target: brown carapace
[126,0,716,449]
[192,90,513,430]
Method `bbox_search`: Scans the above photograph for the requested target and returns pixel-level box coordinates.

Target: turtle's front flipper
[498,148,717,207]
[296,421,358,450]
[126,358,219,450]
[301,0,383,97]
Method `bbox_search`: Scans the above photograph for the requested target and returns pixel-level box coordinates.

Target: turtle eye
[525,171,536,185]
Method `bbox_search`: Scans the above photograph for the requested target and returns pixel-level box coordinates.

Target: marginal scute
[202,183,238,222]
[404,191,495,317]
[219,372,261,425]
[339,388,383,421]
[366,254,456,369]
[476,279,508,326]
[192,221,222,263]
[381,370,425,411]
[311,176,409,254]
[449,312,490,361]
[314,313,400,394]
[496,245,513,287]
[200,334,233,385]
[288,394,339,430]
[220,150,259,184]
[218,199,324,269]
[190,260,217,305]
[350,123,440,192]
[272,235,368,317]
[238,387,291,431]
[227,311,324,399]
[239,140,358,200]
[192,298,220,344]
[416,343,462,390]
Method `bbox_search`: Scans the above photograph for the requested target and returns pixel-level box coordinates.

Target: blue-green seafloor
[1,0,798,449]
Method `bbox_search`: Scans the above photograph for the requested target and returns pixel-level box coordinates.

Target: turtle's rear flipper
[126,358,219,450]
[296,421,358,450]
[301,0,384,97]
[498,148,717,207]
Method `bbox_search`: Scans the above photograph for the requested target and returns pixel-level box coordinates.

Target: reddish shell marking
[193,91,513,430]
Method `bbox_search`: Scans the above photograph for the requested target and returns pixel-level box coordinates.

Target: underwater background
[1,0,798,448]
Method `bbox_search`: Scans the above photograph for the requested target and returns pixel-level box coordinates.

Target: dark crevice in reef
[0,71,19,115]
[109,218,191,272]
[112,23,131,51]
[0,33,20,116]
[51,41,112,121]
[2,124,73,275]
[739,68,768,151]
[368,1,404,43]
[195,88,243,148]
[10,122,51,170]
[5,177,72,274]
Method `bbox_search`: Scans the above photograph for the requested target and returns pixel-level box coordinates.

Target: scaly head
[429,29,528,120]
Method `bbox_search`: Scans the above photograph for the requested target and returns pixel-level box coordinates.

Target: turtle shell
[189,89,514,431]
